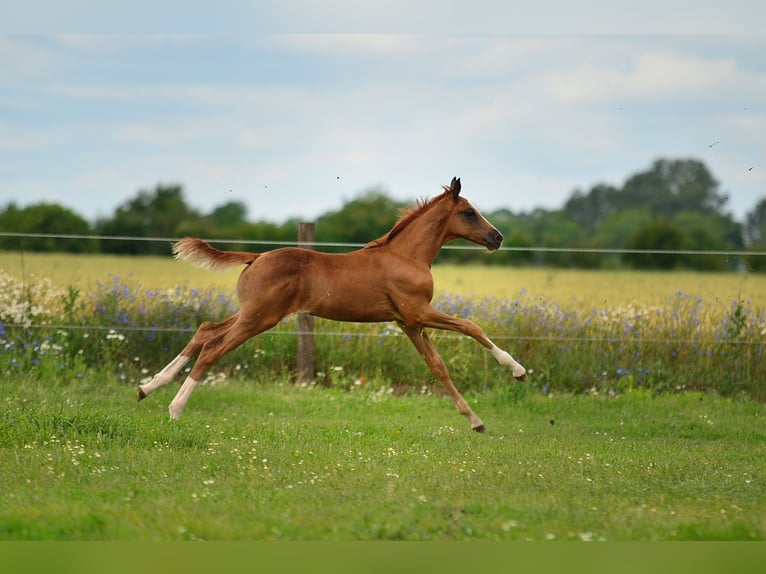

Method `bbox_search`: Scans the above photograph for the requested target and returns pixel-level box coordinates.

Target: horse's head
[443,177,504,251]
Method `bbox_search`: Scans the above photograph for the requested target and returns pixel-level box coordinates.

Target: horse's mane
[364,187,452,249]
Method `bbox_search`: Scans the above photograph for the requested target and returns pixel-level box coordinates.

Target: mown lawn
[1,376,764,541]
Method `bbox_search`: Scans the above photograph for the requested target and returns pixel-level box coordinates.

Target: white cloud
[0,124,51,152]
[267,33,453,57]
[1,33,765,225]
[0,36,79,83]
[237,127,291,152]
[725,112,766,145]
[518,46,756,107]
[53,34,198,52]
[113,124,199,146]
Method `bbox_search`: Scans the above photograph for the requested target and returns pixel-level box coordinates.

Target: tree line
[2,157,765,271]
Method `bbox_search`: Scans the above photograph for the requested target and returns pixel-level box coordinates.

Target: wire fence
[1,231,764,349]
[9,322,762,348]
[2,231,766,256]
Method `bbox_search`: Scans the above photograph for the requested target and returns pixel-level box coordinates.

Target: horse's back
[236,246,426,323]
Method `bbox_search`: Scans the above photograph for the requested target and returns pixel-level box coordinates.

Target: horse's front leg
[488,343,527,381]
[410,306,527,381]
[399,323,486,432]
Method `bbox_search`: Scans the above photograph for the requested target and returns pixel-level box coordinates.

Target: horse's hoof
[472,424,486,433]
[136,387,146,401]
[515,373,527,382]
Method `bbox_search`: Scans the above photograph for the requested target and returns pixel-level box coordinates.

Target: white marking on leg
[169,376,199,420]
[138,354,191,397]
[489,343,526,379]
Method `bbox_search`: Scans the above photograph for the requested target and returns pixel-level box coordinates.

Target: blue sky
[2,3,765,226]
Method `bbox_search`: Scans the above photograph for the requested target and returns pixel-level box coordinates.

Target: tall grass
[0,265,764,400]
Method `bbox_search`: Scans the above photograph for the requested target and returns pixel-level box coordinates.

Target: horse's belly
[302,287,397,323]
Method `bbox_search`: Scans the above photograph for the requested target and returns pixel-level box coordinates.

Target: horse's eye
[464,209,476,218]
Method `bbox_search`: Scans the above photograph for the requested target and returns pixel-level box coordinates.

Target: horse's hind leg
[136,353,191,400]
[400,324,486,432]
[168,314,281,420]
[137,315,238,401]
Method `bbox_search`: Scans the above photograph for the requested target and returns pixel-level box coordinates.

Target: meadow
[3,251,766,308]
[1,379,764,541]
[1,251,764,398]
[0,251,765,541]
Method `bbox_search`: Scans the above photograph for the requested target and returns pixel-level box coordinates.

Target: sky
[1,2,765,227]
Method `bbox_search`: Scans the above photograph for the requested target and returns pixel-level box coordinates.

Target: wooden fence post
[296,222,315,383]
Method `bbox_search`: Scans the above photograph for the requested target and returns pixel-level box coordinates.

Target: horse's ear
[450,177,461,200]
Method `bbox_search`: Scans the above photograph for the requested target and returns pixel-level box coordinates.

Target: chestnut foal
[137,178,526,431]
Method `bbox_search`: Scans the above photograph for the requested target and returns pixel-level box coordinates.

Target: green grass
[1,376,764,541]
[1,254,765,541]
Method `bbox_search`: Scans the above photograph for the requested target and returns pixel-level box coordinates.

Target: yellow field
[0,252,242,293]
[432,265,766,310]
[1,251,765,311]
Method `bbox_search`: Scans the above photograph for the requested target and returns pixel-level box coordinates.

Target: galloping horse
[137,177,526,432]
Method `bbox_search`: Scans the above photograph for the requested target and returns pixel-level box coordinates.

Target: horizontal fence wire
[1,231,764,349]
[3,322,762,348]
[1,231,765,256]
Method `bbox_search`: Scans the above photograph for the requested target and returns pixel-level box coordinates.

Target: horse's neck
[384,208,450,265]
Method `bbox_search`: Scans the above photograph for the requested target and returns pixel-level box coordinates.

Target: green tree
[482,209,534,266]
[490,208,587,267]
[744,199,766,272]
[624,219,686,269]
[560,159,739,269]
[536,211,585,267]
[174,218,214,241]
[594,207,653,249]
[207,201,249,228]
[745,198,766,246]
[620,158,728,218]
[235,219,301,250]
[316,189,403,250]
[671,211,743,270]
[564,183,620,229]
[0,202,96,252]
[564,158,729,231]
[745,245,766,273]
[96,184,200,255]
[497,230,535,266]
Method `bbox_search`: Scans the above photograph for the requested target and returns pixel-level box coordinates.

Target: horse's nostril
[485,230,503,250]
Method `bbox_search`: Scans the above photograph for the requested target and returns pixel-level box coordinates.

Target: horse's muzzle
[485,229,504,251]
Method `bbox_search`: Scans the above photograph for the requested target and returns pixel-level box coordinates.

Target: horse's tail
[172,237,259,271]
